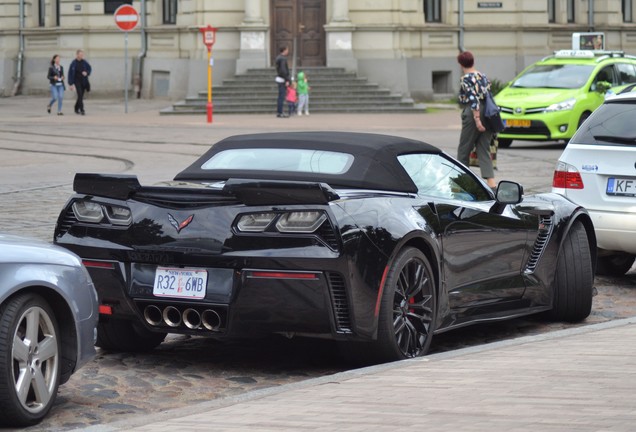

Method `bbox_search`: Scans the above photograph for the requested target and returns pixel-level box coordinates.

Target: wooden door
[271,0,326,67]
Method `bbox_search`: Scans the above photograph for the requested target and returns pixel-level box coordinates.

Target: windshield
[200,148,355,174]
[571,102,636,145]
[512,64,594,89]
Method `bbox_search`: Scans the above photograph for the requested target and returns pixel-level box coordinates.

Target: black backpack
[478,74,505,133]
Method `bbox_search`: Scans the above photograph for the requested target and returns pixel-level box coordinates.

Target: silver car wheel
[11,305,59,414]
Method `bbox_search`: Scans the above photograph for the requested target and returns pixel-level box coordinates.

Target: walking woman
[457,51,496,189]
[47,54,65,115]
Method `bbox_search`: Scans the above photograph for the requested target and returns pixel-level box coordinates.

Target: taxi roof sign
[554,50,595,59]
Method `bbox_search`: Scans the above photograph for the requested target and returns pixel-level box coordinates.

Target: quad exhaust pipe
[143,305,222,332]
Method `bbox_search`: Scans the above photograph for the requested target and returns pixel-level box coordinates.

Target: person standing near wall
[68,49,92,115]
[47,54,65,115]
[456,51,496,189]
[275,46,290,118]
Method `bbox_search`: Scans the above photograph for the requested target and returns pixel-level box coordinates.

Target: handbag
[469,136,498,170]
[482,90,505,133]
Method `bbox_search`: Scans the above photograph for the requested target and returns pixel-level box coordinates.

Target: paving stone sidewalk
[82,317,636,432]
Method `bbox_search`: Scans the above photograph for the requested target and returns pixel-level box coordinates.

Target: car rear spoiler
[73,174,341,205]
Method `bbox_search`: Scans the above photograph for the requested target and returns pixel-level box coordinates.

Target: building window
[55,0,60,26]
[548,0,555,23]
[424,0,441,23]
[105,0,132,15]
[38,0,45,26]
[163,0,178,24]
[624,0,633,23]
[567,0,575,23]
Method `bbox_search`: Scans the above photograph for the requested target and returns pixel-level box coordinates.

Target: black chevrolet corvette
[54,132,596,363]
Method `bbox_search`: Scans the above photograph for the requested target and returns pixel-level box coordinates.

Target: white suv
[552,88,636,275]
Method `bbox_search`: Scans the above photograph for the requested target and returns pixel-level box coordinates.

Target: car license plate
[153,267,207,299]
[505,119,531,128]
[607,178,636,197]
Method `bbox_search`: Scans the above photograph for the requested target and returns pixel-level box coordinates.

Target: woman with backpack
[457,51,496,189]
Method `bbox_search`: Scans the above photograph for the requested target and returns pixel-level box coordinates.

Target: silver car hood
[0,234,82,267]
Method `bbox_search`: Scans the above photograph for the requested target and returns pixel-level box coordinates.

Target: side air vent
[525,215,554,274]
[327,273,352,333]
[56,207,78,237]
[316,220,339,250]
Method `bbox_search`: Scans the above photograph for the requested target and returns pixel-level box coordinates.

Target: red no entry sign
[114,4,139,32]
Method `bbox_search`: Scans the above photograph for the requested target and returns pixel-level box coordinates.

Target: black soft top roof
[174,132,442,193]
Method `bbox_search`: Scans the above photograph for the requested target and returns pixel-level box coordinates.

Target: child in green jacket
[297,71,310,115]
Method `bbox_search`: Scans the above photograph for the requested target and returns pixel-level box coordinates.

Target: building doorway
[270,0,326,67]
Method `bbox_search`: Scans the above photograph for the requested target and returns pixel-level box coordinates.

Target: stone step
[160,105,423,115]
[162,66,418,115]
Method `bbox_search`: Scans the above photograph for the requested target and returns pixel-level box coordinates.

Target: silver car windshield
[200,148,355,175]
[512,64,594,89]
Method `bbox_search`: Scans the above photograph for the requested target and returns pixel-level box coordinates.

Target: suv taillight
[553,161,584,189]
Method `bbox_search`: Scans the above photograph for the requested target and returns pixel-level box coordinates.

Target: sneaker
[47,105,51,114]
[298,112,302,116]
[305,111,310,116]
[57,112,63,116]
[80,111,85,116]
[276,113,289,118]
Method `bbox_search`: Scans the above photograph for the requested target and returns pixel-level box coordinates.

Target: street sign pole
[199,26,217,124]
[124,32,129,113]
[114,4,139,114]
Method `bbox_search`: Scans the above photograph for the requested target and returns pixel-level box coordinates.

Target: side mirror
[490,181,523,214]
[594,80,612,94]
[496,181,523,204]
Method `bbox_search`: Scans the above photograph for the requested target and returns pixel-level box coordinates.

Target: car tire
[577,111,591,129]
[0,293,61,427]
[596,253,635,276]
[548,221,593,322]
[497,138,512,148]
[96,319,166,352]
[345,247,436,365]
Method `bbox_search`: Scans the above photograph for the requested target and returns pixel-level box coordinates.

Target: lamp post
[199,25,217,123]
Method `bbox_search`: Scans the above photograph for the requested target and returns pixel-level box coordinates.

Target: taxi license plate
[505,119,531,128]
[153,267,207,299]
[607,178,636,197]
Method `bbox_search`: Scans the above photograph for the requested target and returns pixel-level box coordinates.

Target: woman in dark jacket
[47,54,65,115]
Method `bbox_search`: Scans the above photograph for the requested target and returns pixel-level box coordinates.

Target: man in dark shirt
[68,49,92,115]
[275,46,290,118]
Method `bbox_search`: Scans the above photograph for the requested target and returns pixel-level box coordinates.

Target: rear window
[512,64,594,89]
[200,148,355,174]
[571,101,636,145]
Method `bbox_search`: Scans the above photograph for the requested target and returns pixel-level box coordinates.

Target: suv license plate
[607,178,636,197]
[153,267,208,299]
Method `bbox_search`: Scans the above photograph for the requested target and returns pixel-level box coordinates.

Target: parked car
[0,234,98,427]
[54,132,595,364]
[495,50,636,147]
[552,90,636,275]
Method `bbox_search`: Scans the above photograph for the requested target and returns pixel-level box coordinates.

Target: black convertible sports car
[54,132,596,363]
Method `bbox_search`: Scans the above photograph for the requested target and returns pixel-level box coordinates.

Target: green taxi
[494,50,636,148]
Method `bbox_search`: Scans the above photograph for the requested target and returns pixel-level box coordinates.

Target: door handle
[298,23,305,32]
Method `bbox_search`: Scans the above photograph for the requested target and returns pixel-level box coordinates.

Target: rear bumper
[86,260,356,339]
[589,209,636,254]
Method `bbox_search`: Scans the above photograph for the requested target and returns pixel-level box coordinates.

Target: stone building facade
[1,0,635,100]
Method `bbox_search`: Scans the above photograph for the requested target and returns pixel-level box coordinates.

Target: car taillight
[553,161,584,189]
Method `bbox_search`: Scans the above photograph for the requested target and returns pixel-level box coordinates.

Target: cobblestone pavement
[1,96,634,431]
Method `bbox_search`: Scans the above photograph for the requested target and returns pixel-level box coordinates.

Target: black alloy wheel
[377,247,436,361]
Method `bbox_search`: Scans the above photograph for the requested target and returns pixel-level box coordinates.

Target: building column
[236,0,269,74]
[324,0,357,71]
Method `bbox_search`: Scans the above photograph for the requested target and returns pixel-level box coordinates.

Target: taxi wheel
[497,138,512,148]
[577,112,591,128]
